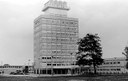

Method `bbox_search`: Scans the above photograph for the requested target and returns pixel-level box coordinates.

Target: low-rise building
[86,57,128,74]
[0,64,33,74]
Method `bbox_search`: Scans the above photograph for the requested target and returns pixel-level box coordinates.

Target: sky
[0,0,128,65]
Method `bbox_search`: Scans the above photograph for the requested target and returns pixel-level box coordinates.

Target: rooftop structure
[42,0,69,11]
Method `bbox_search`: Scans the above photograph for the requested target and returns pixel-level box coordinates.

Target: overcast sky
[0,0,128,65]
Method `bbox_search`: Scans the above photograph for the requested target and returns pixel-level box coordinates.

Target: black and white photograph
[0,0,128,81]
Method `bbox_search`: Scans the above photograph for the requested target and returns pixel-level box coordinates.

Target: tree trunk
[93,64,97,74]
[79,65,82,75]
[79,66,81,75]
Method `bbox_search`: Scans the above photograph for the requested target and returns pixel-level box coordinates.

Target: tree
[23,66,29,74]
[76,33,104,74]
[122,46,128,69]
[122,46,128,60]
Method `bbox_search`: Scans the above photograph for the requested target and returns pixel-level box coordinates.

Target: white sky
[0,0,128,65]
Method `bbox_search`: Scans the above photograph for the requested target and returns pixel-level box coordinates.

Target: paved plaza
[1,75,128,81]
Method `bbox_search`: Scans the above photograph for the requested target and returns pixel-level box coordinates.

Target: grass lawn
[0,75,128,81]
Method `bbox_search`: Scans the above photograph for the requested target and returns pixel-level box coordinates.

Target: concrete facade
[34,0,79,74]
[0,65,23,74]
[0,65,33,74]
[85,57,128,74]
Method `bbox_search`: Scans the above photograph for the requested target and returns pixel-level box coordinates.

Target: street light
[28,59,30,66]
[28,59,30,74]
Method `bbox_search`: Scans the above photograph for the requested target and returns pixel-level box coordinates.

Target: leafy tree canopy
[76,33,104,74]
[122,46,128,60]
[122,46,128,69]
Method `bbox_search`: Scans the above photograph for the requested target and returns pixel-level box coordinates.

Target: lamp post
[28,59,30,66]
[28,59,30,74]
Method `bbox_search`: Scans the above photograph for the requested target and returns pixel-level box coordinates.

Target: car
[10,72,15,75]
[10,72,24,75]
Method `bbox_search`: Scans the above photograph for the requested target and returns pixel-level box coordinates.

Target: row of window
[34,26,78,33]
[34,18,78,27]
[40,31,78,35]
[51,41,76,44]
[34,44,77,50]
[46,63,76,66]
[40,45,77,50]
[0,66,22,68]
[34,33,78,38]
[43,27,78,32]
[35,32,78,38]
[89,68,121,71]
[40,44,76,46]
[39,50,76,54]
[42,59,74,62]
[34,34,78,40]
[39,48,77,51]
[34,43,77,47]
[98,69,121,71]
[42,56,61,59]
[41,60,73,63]
[47,64,68,66]
[37,39,77,45]
[42,56,75,60]
[35,41,77,45]
[35,42,77,45]
[34,36,78,41]
[39,37,77,42]
[103,62,120,65]
[34,47,76,52]
[34,48,77,53]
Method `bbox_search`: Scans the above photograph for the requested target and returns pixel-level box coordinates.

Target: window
[53,64,56,66]
[42,57,45,59]
[70,22,73,24]
[113,62,116,64]
[117,62,120,64]
[47,64,51,66]
[47,57,51,59]
[117,69,121,71]
[57,64,61,66]
[106,62,109,64]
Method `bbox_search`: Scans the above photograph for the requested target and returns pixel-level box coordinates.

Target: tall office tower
[34,0,79,74]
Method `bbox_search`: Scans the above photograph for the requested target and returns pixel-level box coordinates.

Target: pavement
[0,74,77,77]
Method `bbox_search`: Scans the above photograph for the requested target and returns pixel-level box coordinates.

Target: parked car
[10,72,15,75]
[10,72,24,75]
